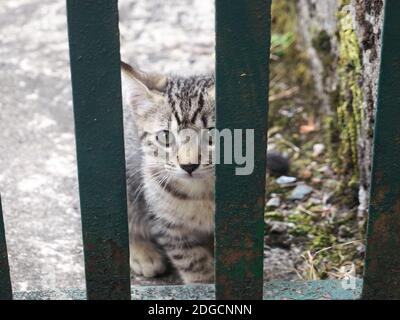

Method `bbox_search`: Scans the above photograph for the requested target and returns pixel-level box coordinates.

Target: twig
[313,240,363,257]
[278,137,301,154]
[298,205,318,217]
[269,86,299,102]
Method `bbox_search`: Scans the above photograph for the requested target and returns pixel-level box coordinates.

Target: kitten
[121,61,289,284]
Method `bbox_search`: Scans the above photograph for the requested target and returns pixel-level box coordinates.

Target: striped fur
[122,61,215,283]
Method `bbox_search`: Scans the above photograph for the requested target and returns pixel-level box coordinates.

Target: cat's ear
[121,61,167,106]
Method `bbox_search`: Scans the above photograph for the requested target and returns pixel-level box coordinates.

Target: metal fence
[0,0,399,300]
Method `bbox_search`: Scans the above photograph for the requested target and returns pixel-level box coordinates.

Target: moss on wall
[271,0,298,34]
[312,29,337,83]
[335,3,364,202]
[307,1,363,205]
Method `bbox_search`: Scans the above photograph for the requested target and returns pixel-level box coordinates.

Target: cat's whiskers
[131,168,166,203]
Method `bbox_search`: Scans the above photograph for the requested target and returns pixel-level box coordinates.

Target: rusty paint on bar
[66,0,131,300]
[0,196,12,300]
[362,0,400,300]
[215,0,271,299]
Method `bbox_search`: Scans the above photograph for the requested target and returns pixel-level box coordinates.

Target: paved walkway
[0,0,214,293]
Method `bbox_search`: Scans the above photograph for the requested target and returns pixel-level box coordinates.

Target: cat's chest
[145,180,215,233]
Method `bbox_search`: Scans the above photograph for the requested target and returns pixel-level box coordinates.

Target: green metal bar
[66,0,131,300]
[215,0,271,299]
[0,196,12,300]
[362,0,400,300]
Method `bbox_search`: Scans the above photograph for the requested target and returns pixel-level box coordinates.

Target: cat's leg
[130,240,167,278]
[128,199,167,278]
[160,237,214,284]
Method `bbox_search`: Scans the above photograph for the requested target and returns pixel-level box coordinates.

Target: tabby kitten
[121,61,288,284]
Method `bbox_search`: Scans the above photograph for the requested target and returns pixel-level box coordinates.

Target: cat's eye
[156,130,175,147]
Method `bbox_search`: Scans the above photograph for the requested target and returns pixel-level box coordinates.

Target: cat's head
[121,61,215,186]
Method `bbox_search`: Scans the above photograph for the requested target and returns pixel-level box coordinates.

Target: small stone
[267,197,281,208]
[276,176,297,185]
[338,225,352,239]
[312,177,322,184]
[299,169,313,179]
[313,143,325,157]
[270,221,290,234]
[325,179,339,189]
[318,165,333,176]
[288,184,313,200]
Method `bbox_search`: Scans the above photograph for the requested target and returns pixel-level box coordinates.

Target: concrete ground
[0,0,214,293]
[0,0,295,294]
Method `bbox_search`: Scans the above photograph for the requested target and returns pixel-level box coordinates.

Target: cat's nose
[180,163,200,174]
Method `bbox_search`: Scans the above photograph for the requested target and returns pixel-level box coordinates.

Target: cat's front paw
[130,242,167,278]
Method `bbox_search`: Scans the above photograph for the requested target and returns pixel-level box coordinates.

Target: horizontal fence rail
[362,0,400,300]
[66,0,131,300]
[0,196,12,300]
[215,0,271,300]
[12,280,362,300]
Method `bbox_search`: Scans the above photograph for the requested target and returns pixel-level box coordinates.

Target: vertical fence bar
[0,196,12,300]
[66,0,131,300]
[362,0,400,300]
[215,0,271,299]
